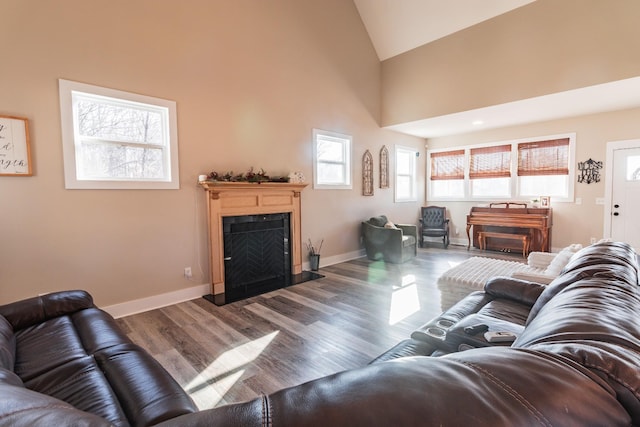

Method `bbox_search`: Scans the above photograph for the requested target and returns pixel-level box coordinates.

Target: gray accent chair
[419,206,450,248]
[362,215,417,263]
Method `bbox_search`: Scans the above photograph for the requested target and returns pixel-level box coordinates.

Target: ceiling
[353,0,640,138]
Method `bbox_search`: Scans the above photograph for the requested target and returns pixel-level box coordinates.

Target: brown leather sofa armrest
[0,290,94,331]
[483,276,545,307]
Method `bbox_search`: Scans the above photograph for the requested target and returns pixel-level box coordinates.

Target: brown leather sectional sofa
[1,241,639,426]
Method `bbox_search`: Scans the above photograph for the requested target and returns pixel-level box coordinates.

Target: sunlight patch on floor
[186,331,279,408]
[388,274,420,325]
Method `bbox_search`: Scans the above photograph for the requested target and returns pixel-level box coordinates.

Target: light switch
[595,197,605,205]
[575,197,582,205]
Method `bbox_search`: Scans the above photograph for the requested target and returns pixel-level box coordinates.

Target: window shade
[518,138,570,176]
[469,145,511,179]
[431,150,464,180]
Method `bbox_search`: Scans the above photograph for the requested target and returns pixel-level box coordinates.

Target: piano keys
[466,205,552,253]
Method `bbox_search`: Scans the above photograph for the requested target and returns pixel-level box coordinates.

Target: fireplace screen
[222,213,291,302]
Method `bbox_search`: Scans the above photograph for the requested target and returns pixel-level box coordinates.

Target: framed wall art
[379,145,389,188]
[0,115,32,176]
[363,149,373,196]
[540,196,550,207]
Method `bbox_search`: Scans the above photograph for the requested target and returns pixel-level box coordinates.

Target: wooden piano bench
[478,231,530,258]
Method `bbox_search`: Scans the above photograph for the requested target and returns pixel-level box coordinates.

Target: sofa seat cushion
[0,383,112,427]
[401,235,416,247]
[14,315,88,381]
[12,306,197,426]
[95,343,197,427]
[23,355,129,426]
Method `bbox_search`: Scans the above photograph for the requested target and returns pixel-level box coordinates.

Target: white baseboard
[105,250,368,319]
[104,283,210,319]
[304,249,366,271]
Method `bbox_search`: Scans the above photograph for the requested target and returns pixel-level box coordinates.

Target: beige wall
[381,0,640,126]
[0,0,424,306]
[426,107,640,250]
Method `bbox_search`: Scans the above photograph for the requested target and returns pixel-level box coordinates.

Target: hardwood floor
[116,246,522,410]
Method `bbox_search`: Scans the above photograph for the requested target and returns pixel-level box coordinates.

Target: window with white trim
[312,129,352,189]
[395,145,418,202]
[59,79,179,189]
[428,134,575,202]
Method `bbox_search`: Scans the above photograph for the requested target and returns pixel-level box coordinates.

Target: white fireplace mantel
[199,181,308,302]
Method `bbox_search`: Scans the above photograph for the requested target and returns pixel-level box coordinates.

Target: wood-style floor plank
[117,246,522,409]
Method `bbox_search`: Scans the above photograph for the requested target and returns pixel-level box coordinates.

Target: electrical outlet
[590,237,597,245]
[184,267,192,279]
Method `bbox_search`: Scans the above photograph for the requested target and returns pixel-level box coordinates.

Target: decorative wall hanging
[577,158,603,184]
[0,115,32,176]
[379,145,389,188]
[363,149,373,196]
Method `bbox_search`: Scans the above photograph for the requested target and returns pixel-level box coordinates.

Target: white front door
[605,139,640,249]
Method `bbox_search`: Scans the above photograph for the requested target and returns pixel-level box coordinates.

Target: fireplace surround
[199,181,308,304]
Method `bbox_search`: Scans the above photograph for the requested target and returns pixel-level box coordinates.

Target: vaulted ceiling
[353,0,640,138]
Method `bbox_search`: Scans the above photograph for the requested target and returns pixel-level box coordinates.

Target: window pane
[76,98,164,145]
[78,141,164,179]
[431,179,464,198]
[518,138,569,176]
[469,145,511,179]
[396,151,413,174]
[317,139,344,162]
[518,175,568,198]
[471,177,510,197]
[431,150,464,180]
[626,155,640,181]
[396,175,411,199]
[317,162,344,184]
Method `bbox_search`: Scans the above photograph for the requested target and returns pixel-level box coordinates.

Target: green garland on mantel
[206,167,289,183]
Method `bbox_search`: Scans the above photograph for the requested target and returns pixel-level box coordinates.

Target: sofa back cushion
[526,241,639,325]
[0,315,15,371]
[368,215,388,228]
[0,290,94,331]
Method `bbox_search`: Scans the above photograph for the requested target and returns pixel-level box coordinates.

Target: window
[428,134,575,202]
[469,145,511,197]
[430,149,464,198]
[517,138,570,198]
[395,145,418,202]
[312,129,352,189]
[59,79,179,189]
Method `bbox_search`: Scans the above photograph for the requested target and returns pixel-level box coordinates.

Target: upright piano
[466,204,552,253]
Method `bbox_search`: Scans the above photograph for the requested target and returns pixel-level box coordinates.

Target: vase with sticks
[307,238,323,271]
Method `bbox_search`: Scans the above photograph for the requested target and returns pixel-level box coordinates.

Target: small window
[313,129,352,189]
[517,138,570,199]
[395,145,417,202]
[429,149,464,198]
[470,145,511,198]
[59,79,179,189]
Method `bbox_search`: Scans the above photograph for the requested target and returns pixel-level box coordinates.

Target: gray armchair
[361,215,417,263]
[419,206,450,248]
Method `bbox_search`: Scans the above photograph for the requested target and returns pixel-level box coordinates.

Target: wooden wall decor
[0,115,32,176]
[379,145,389,188]
[363,149,373,196]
